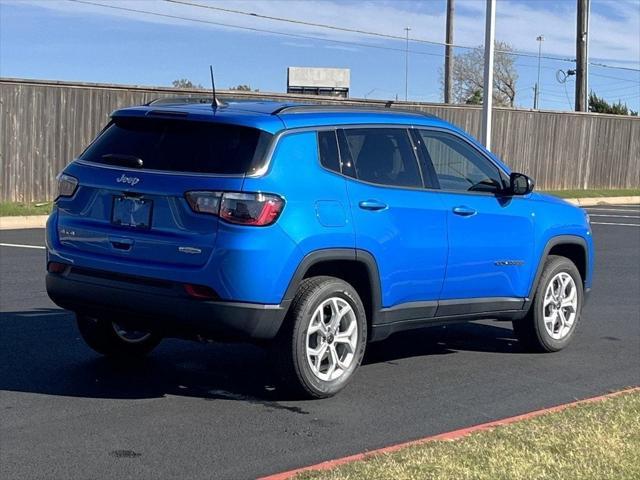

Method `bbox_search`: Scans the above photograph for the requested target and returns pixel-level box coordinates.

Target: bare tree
[449,41,518,107]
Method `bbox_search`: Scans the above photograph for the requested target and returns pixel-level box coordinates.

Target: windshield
[80,117,272,175]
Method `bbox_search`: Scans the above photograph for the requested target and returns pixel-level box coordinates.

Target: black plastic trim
[379,301,438,323]
[523,235,589,311]
[282,248,384,325]
[436,297,524,316]
[370,308,525,341]
[46,272,287,340]
[284,250,531,341]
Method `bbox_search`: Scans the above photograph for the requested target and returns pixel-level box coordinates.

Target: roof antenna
[209,65,217,110]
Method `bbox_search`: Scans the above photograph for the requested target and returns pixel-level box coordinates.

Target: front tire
[513,255,583,352]
[275,276,368,399]
[76,314,162,358]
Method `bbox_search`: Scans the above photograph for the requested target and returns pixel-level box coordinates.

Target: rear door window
[340,128,423,188]
[80,117,272,175]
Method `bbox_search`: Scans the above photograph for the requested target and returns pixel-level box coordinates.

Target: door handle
[359,200,388,211]
[452,206,477,217]
[109,237,134,251]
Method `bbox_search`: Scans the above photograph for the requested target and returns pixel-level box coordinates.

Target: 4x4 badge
[495,260,525,266]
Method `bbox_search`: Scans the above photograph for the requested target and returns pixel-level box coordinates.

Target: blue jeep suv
[46,100,593,398]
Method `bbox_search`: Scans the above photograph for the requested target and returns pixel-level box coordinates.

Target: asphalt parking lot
[1,205,639,480]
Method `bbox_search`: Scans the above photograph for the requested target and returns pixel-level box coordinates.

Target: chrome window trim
[79,119,507,195]
[253,123,511,198]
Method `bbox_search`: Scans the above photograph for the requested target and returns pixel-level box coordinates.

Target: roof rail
[271,103,437,119]
[145,96,227,107]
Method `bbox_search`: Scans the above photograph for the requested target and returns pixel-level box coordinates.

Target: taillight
[185,191,284,226]
[219,192,284,226]
[185,191,222,215]
[56,173,78,198]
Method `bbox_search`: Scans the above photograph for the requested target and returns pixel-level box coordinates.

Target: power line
[166,0,640,73]
[65,0,442,57]
[163,0,578,63]
[64,0,640,80]
[590,62,640,72]
[590,72,640,83]
[590,83,640,94]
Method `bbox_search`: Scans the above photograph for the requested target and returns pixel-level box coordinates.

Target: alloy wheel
[306,297,358,381]
[543,272,578,340]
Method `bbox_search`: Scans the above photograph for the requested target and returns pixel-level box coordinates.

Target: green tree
[589,92,637,116]
[448,41,518,107]
[465,89,483,105]
[171,79,203,89]
[229,84,257,92]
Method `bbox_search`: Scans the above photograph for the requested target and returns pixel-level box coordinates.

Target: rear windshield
[80,117,272,175]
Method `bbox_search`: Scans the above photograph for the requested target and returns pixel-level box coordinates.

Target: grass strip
[0,202,53,216]
[297,389,640,480]
[542,189,640,198]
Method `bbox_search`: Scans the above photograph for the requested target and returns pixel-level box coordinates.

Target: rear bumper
[46,270,289,340]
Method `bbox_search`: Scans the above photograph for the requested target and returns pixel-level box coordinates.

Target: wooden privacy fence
[1,77,638,202]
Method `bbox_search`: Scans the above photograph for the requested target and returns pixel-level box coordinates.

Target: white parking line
[0,243,46,250]
[585,208,640,213]
[591,222,640,227]
[588,214,640,219]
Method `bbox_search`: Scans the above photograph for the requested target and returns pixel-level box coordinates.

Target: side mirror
[509,172,535,196]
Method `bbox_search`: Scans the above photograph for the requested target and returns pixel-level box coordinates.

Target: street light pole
[534,35,544,109]
[404,26,411,101]
[481,0,495,150]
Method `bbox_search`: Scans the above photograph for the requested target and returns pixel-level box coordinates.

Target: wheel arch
[527,235,589,302]
[281,249,383,330]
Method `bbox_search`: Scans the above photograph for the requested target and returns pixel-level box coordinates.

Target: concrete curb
[258,387,640,480]
[0,196,637,230]
[0,215,48,230]
[564,195,640,206]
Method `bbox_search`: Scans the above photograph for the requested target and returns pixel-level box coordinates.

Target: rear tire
[76,314,162,358]
[513,255,583,352]
[274,276,367,399]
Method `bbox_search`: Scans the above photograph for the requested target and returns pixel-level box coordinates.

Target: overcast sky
[1,0,638,111]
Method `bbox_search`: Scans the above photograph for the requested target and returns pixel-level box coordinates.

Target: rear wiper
[101,154,143,169]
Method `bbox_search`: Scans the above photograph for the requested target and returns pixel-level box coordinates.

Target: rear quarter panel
[242,130,356,255]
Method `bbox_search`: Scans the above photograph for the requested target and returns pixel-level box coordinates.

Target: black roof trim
[272,104,438,119]
[145,96,227,107]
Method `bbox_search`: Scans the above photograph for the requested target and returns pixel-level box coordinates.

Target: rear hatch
[55,114,272,268]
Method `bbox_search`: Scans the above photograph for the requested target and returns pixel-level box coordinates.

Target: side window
[317,130,341,173]
[418,130,504,193]
[340,128,423,188]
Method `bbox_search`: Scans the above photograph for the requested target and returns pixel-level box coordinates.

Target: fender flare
[524,234,589,309]
[281,248,383,324]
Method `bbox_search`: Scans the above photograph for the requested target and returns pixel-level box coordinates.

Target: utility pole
[444,0,454,103]
[404,27,411,101]
[534,35,544,109]
[575,0,589,111]
[481,0,495,150]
